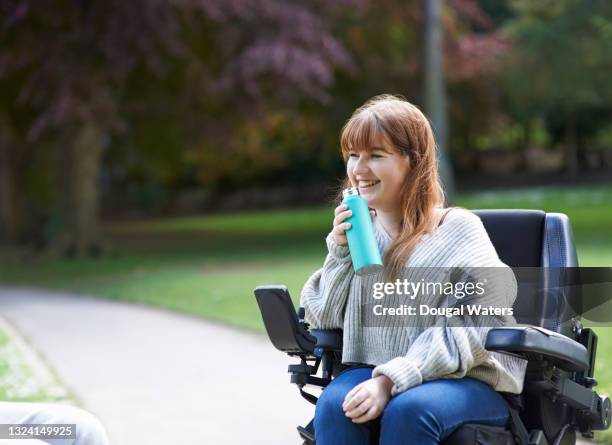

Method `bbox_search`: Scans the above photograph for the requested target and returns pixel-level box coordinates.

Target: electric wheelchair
[255,210,611,445]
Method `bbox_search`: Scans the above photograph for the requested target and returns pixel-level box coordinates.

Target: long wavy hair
[338,94,449,281]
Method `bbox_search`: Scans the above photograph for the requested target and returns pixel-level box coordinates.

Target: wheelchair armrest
[254,285,317,354]
[485,326,589,372]
[310,329,343,351]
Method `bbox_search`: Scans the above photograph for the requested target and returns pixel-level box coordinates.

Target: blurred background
[0,0,611,443]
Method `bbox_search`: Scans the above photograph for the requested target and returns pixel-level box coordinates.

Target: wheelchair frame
[254,210,611,445]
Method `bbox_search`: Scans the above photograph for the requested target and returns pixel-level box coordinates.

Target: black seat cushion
[442,423,515,445]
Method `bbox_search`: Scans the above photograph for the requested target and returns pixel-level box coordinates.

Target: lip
[356,179,380,186]
[358,181,380,193]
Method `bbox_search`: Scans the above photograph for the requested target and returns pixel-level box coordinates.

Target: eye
[348,152,359,158]
[371,153,384,158]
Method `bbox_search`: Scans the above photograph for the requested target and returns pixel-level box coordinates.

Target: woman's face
[346,136,410,212]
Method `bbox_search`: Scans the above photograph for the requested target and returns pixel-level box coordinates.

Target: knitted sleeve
[300,232,356,329]
[372,211,520,396]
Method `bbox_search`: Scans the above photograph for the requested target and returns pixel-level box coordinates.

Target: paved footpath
[0,288,314,445]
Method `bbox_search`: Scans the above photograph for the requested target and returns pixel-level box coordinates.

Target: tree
[424,0,455,203]
[443,0,514,173]
[501,0,612,176]
[0,1,192,254]
[0,0,361,253]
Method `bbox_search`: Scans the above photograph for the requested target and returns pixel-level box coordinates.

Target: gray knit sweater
[300,208,527,396]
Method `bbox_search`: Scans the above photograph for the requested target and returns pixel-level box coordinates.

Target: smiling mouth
[359,180,381,189]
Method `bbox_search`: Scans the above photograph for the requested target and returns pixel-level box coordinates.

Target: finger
[333,222,351,236]
[345,401,371,419]
[333,210,352,226]
[343,388,367,412]
[345,398,372,419]
[332,226,348,242]
[352,405,380,424]
[343,383,363,405]
[334,204,348,216]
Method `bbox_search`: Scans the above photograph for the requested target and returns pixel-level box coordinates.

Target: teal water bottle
[342,187,383,275]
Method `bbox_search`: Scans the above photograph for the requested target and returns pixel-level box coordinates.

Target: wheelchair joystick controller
[298,307,307,325]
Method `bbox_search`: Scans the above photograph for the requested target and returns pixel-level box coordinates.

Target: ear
[402,153,411,169]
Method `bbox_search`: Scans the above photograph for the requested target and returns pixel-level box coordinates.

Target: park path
[0,288,314,445]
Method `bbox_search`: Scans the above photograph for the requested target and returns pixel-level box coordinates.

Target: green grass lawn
[0,183,611,439]
[0,325,71,403]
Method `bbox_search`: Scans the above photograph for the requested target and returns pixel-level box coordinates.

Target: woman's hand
[331,204,376,246]
[342,375,393,423]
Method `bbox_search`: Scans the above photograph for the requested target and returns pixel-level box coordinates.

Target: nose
[352,156,370,176]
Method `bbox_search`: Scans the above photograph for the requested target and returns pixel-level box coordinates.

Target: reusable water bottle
[342,187,383,275]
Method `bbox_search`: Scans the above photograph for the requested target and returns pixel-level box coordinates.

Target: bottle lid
[342,187,359,199]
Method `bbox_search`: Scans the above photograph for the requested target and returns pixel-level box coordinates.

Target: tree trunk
[0,117,22,242]
[423,0,456,204]
[60,121,104,257]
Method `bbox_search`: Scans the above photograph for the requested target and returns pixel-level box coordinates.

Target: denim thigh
[314,367,377,445]
[380,377,509,445]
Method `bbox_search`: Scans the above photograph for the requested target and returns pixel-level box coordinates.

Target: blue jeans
[314,367,509,445]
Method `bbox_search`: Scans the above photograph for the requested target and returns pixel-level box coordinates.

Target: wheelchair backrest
[473,209,579,336]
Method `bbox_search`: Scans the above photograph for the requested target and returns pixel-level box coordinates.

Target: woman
[300,94,527,444]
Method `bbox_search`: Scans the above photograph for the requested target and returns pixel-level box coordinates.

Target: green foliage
[503,0,612,111]
[595,124,612,149]
[3,0,612,239]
